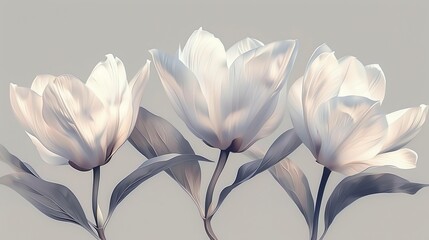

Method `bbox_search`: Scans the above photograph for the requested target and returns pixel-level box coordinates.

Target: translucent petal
[316,96,388,169]
[222,40,297,150]
[288,77,314,154]
[178,28,228,135]
[86,54,128,106]
[30,75,56,96]
[301,48,344,151]
[42,75,108,168]
[335,148,417,176]
[226,37,264,67]
[150,49,220,148]
[10,83,87,167]
[383,104,428,152]
[27,133,68,165]
[338,58,386,102]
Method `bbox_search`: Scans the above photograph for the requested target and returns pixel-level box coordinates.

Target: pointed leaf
[323,173,429,237]
[129,107,203,213]
[211,128,302,215]
[0,172,97,238]
[107,153,210,220]
[0,145,39,177]
[269,158,314,235]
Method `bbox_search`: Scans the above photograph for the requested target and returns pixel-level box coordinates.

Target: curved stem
[203,216,217,240]
[311,167,331,240]
[205,150,230,215]
[92,166,106,240]
[203,150,230,240]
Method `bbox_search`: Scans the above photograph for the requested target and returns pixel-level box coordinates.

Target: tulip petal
[231,94,280,152]
[10,83,44,136]
[226,38,264,67]
[288,44,334,156]
[335,148,417,176]
[10,83,85,167]
[113,60,151,154]
[150,49,220,148]
[84,55,132,162]
[302,47,344,151]
[85,54,128,106]
[27,133,68,165]
[178,28,228,97]
[178,28,228,136]
[30,75,56,96]
[316,96,388,170]
[382,104,428,152]
[222,40,298,150]
[338,58,385,102]
[337,57,367,96]
[240,89,288,152]
[365,64,386,102]
[42,75,108,168]
[306,43,333,68]
[288,77,314,154]
[229,39,297,93]
[127,60,151,136]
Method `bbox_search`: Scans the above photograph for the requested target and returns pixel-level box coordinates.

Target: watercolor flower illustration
[150,28,301,239]
[3,54,208,240]
[0,29,427,240]
[150,28,298,153]
[9,55,150,171]
[288,44,428,175]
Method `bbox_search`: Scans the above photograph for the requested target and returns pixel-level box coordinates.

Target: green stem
[92,166,106,240]
[311,167,331,240]
[203,150,230,240]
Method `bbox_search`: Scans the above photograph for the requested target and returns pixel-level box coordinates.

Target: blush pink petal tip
[151,28,298,152]
[9,55,150,171]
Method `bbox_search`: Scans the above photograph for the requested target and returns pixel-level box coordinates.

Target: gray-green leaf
[0,145,39,177]
[269,158,314,236]
[107,153,210,221]
[129,107,203,214]
[211,128,302,216]
[0,172,96,238]
[323,173,429,238]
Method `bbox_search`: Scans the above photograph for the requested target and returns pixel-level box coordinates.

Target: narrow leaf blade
[0,145,39,177]
[129,107,203,211]
[324,173,429,236]
[0,172,95,237]
[269,158,314,235]
[108,154,210,218]
[212,128,302,215]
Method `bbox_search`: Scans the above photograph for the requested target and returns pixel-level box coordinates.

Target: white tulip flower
[288,44,428,175]
[150,28,298,152]
[10,55,150,171]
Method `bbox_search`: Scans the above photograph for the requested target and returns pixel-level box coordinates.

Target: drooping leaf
[0,172,97,238]
[129,107,203,214]
[0,145,39,177]
[269,158,314,236]
[107,154,210,221]
[323,173,429,237]
[211,128,302,215]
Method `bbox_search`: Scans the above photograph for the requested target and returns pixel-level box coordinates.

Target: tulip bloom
[288,44,428,175]
[150,28,298,152]
[10,55,150,171]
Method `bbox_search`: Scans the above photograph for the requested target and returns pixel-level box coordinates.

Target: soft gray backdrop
[1,0,428,239]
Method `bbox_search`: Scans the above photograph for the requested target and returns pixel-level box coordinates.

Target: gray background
[1,0,428,239]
